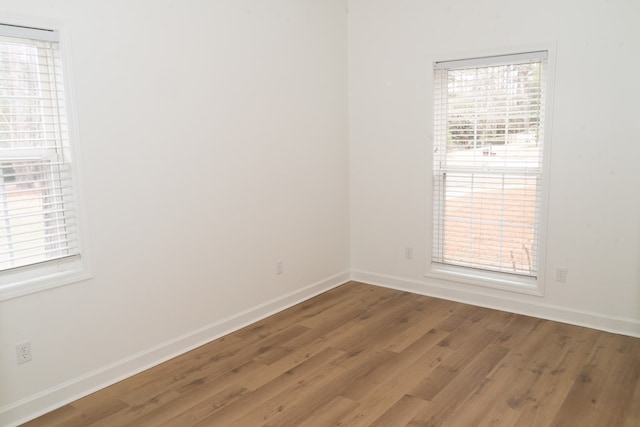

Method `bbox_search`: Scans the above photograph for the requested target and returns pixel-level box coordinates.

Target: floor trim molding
[351,270,640,338]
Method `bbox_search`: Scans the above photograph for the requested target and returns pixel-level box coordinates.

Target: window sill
[0,257,92,301]
[426,263,543,296]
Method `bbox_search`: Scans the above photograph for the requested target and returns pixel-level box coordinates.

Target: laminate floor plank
[407,343,510,426]
[623,376,640,427]
[18,405,79,427]
[333,338,451,427]
[20,282,640,427]
[509,326,604,427]
[183,347,346,427]
[368,395,429,427]
[297,396,359,427]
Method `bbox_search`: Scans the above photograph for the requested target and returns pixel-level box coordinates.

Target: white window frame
[426,44,556,296]
[0,17,91,301]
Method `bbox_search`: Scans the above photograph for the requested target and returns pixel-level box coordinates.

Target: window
[0,23,88,300]
[431,51,550,290]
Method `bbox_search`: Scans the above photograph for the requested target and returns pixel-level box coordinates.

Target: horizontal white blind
[0,28,79,271]
[435,51,547,70]
[432,53,547,277]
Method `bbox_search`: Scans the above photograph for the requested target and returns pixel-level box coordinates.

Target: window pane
[0,31,78,274]
[433,54,546,278]
[440,172,538,275]
[0,39,64,150]
[0,160,74,270]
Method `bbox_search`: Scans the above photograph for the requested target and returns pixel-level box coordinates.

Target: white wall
[0,1,349,424]
[349,0,640,334]
[2,0,639,424]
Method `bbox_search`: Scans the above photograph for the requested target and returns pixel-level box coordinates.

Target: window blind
[432,52,547,277]
[0,25,79,271]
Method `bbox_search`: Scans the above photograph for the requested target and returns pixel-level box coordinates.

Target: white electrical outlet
[555,267,568,283]
[405,247,413,260]
[16,341,32,364]
[276,261,283,276]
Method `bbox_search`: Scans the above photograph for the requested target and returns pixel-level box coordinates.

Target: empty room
[1,0,639,426]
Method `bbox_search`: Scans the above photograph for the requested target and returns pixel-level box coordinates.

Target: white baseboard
[351,270,640,338]
[1,271,351,427]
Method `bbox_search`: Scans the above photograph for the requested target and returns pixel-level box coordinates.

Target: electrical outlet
[16,341,32,364]
[276,261,283,276]
[405,247,413,260]
[555,267,568,283]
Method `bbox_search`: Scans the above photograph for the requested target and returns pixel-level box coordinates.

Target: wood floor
[22,281,640,426]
